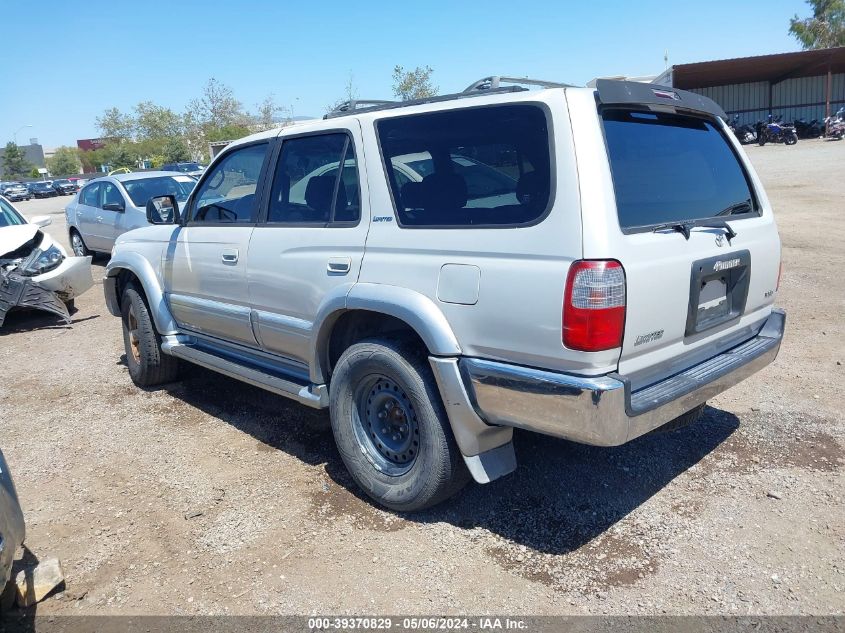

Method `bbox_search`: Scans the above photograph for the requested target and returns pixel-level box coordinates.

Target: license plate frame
[685,250,751,336]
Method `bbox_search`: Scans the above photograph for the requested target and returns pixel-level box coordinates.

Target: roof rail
[463,76,574,93]
[325,99,398,119]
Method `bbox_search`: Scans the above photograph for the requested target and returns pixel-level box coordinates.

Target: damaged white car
[0,196,94,327]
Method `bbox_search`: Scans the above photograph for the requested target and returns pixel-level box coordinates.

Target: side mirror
[31,215,52,228]
[146,195,180,225]
[102,201,124,212]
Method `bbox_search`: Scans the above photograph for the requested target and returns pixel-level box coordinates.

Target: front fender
[310,282,461,384]
[105,251,179,334]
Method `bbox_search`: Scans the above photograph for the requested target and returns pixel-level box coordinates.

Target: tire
[70,229,92,258]
[63,298,75,312]
[329,338,470,512]
[120,283,181,387]
[652,404,706,434]
[785,133,798,146]
[758,134,766,146]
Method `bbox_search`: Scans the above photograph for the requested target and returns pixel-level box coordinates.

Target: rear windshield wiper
[652,218,738,242]
[716,199,753,216]
[652,222,693,239]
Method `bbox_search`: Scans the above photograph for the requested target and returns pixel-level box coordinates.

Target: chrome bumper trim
[461,309,786,447]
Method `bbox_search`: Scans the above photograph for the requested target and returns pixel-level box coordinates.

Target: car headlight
[20,244,64,276]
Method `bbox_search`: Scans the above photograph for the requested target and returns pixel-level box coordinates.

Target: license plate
[697,278,728,320]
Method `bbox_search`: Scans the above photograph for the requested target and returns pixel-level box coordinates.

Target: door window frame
[256,128,362,229]
[80,182,101,207]
[99,179,127,211]
[183,139,273,228]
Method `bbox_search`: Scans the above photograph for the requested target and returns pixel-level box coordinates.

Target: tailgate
[585,95,781,388]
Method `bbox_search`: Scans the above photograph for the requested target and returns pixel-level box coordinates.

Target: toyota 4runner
[104,77,786,511]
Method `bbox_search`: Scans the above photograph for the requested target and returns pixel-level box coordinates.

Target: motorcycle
[758,115,798,146]
[824,107,844,140]
[728,115,757,144]
[793,117,823,139]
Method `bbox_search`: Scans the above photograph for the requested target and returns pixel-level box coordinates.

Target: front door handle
[221,249,239,264]
[327,257,351,274]
[96,215,103,222]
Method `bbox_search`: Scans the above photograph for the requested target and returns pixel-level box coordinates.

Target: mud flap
[0,271,70,327]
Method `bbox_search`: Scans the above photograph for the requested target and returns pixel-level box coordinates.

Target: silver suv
[104,77,785,511]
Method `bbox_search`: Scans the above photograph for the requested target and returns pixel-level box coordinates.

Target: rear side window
[267,133,360,225]
[602,110,757,230]
[377,105,552,227]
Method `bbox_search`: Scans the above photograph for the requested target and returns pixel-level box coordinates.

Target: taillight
[563,260,626,351]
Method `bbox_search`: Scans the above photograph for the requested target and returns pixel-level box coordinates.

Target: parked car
[1,195,94,324]
[104,78,785,511]
[0,448,25,590]
[160,162,205,177]
[51,179,78,196]
[27,182,57,199]
[64,172,197,257]
[1,182,31,202]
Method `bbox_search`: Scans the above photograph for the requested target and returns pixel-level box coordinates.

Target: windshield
[0,198,25,227]
[32,183,51,190]
[53,179,69,186]
[122,175,196,206]
[602,109,757,229]
[174,163,202,172]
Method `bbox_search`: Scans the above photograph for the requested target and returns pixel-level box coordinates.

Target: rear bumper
[458,309,785,447]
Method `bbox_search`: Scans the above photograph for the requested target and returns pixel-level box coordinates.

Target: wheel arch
[310,283,462,385]
[105,254,179,334]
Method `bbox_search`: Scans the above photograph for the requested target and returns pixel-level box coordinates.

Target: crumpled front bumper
[0,256,93,326]
[458,309,786,447]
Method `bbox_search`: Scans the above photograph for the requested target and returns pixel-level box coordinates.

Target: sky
[1,0,808,149]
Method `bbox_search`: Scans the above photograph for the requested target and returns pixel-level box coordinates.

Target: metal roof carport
[656,47,845,125]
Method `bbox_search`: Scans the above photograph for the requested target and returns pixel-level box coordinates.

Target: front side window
[192,143,268,223]
[101,182,124,208]
[377,105,552,227]
[80,183,100,206]
[267,133,360,225]
[602,109,757,230]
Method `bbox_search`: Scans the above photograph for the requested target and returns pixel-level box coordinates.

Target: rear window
[602,110,757,229]
[377,104,552,227]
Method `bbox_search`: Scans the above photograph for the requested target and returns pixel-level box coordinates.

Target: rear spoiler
[595,79,727,120]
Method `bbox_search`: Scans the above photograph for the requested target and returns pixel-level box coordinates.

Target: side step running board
[161,338,328,409]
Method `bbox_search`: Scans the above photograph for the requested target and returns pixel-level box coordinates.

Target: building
[653,47,845,125]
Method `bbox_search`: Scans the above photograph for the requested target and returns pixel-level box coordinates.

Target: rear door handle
[327,257,351,274]
[221,249,239,264]
[96,216,103,222]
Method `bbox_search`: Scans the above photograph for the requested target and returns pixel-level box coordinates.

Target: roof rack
[325,99,398,119]
[463,76,574,93]
[322,76,576,120]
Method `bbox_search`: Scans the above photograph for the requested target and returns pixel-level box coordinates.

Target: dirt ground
[1,139,843,617]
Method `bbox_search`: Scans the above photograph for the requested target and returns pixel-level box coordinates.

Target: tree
[95,107,134,140]
[30,168,41,178]
[327,73,360,114]
[2,142,33,178]
[392,65,437,101]
[255,94,287,130]
[789,0,845,49]
[134,101,184,141]
[162,137,190,163]
[46,146,82,176]
[188,78,245,129]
